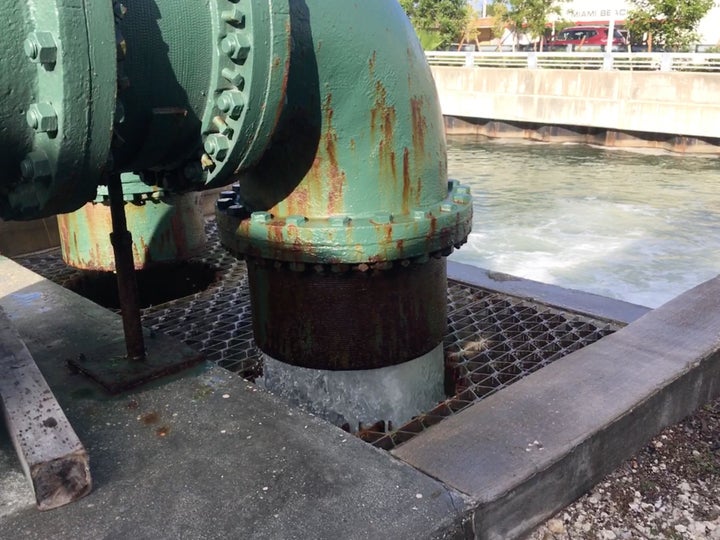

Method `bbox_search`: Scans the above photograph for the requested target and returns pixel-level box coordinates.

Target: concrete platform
[1,254,719,539]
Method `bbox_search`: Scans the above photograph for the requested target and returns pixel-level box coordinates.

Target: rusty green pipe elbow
[216,0,473,373]
[217,0,472,265]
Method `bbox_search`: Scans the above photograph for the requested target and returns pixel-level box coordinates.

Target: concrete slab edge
[472,349,720,540]
[448,261,651,325]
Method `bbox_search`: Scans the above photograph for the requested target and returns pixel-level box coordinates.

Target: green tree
[399,0,472,50]
[494,0,567,51]
[626,0,713,52]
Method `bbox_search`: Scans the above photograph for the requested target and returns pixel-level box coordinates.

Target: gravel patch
[530,397,720,539]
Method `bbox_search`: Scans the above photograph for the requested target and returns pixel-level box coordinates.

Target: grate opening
[15,219,621,451]
[64,261,219,310]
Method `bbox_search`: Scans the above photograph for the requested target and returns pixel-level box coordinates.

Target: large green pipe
[0,1,473,424]
[216,0,473,373]
[0,0,292,222]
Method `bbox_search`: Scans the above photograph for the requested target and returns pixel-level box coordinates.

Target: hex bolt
[212,116,234,137]
[217,91,245,120]
[23,32,58,65]
[285,215,306,226]
[203,134,230,161]
[19,151,52,180]
[453,194,471,205]
[113,2,128,19]
[413,210,430,221]
[251,211,271,223]
[221,68,245,87]
[455,184,470,195]
[221,33,250,63]
[221,7,245,26]
[26,103,58,133]
[200,153,216,170]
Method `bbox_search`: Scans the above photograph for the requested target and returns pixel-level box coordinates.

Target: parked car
[547,26,628,52]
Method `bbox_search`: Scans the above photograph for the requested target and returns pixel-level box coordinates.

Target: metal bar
[106,172,146,361]
[425,51,720,72]
[0,307,91,510]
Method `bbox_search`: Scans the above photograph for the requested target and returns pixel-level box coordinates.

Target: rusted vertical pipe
[106,173,146,361]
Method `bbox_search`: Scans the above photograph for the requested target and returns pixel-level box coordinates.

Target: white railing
[425,51,720,72]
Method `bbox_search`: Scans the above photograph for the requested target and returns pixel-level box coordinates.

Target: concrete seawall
[431,66,720,153]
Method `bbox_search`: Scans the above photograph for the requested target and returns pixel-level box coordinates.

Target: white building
[558,0,720,45]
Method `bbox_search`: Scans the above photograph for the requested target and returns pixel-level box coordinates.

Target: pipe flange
[217,180,473,265]
[197,0,291,188]
[92,173,170,204]
[1,0,116,219]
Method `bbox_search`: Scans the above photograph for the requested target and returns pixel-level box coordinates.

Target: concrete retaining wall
[431,66,720,148]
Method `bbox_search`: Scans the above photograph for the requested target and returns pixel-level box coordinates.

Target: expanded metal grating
[15,221,621,450]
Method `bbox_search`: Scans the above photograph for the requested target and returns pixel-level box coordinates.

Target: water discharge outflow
[447,137,720,308]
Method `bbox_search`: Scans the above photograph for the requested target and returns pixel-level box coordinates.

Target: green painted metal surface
[113,0,291,189]
[216,0,473,265]
[0,0,116,220]
[0,0,291,222]
[57,174,206,271]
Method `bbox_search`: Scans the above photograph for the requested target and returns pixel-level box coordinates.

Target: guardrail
[425,51,720,72]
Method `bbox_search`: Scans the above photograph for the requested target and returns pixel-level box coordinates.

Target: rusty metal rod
[106,172,146,361]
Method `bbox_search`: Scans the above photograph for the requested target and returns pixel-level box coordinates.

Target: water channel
[446,135,720,309]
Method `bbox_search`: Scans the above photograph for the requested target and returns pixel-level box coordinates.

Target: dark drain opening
[65,261,219,310]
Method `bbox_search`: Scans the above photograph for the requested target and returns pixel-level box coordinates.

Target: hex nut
[26,103,58,133]
[440,203,458,213]
[23,32,58,64]
[221,33,250,62]
[227,204,248,218]
[329,216,351,226]
[216,197,235,210]
[217,91,245,120]
[453,194,471,205]
[251,211,271,223]
[371,212,393,224]
[204,134,230,161]
[19,151,52,180]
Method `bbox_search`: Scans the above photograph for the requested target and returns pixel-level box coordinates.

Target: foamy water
[447,136,720,308]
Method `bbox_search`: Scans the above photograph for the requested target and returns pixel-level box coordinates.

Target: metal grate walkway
[16,221,620,450]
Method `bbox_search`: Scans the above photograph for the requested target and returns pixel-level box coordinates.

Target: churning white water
[447,136,720,308]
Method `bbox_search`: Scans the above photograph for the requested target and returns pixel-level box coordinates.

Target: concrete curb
[394,274,720,539]
[448,261,651,325]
